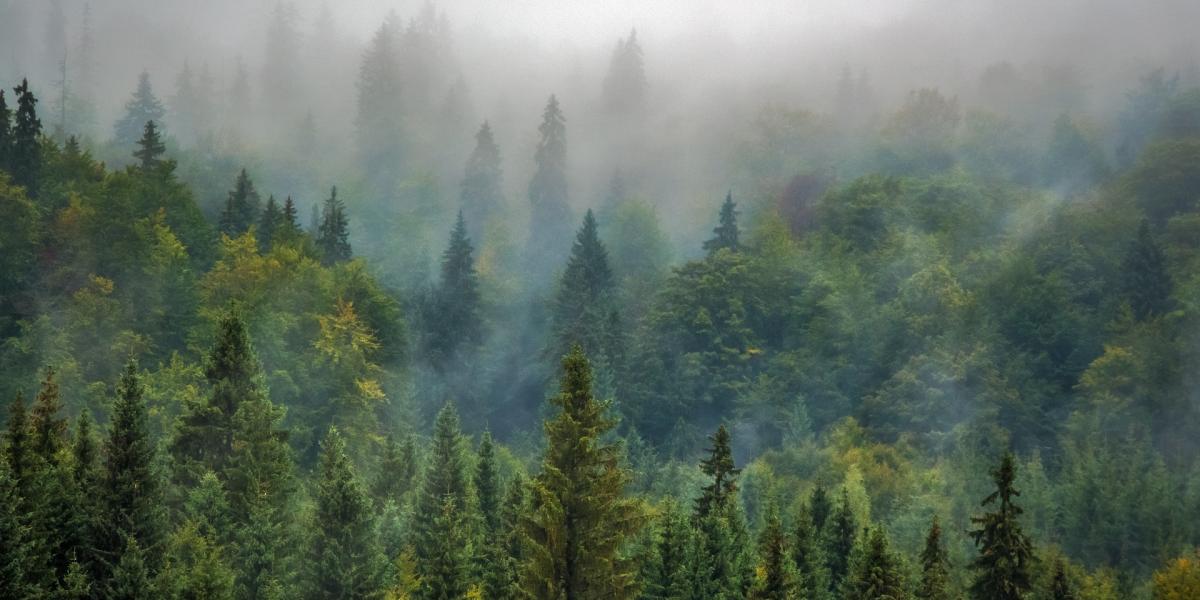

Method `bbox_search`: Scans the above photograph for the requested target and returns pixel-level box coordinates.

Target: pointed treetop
[703,191,740,255]
[133,120,167,169]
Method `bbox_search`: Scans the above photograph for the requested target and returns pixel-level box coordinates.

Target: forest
[1,0,1200,598]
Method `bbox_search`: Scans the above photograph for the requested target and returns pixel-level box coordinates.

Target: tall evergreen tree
[643,500,689,600]
[0,90,11,172]
[602,29,647,115]
[1048,560,1075,600]
[426,212,482,369]
[11,79,42,195]
[29,366,65,464]
[969,452,1033,600]
[306,427,385,599]
[371,432,416,506]
[750,502,796,600]
[258,194,281,252]
[0,460,39,598]
[918,517,951,600]
[552,210,619,366]
[460,120,503,240]
[482,477,526,600]
[4,392,32,489]
[114,71,165,149]
[810,485,832,534]
[526,94,573,276]
[1121,219,1173,320]
[695,424,740,519]
[520,345,643,599]
[842,527,907,600]
[98,360,164,580]
[824,488,857,592]
[476,431,501,536]
[356,21,404,189]
[703,192,740,255]
[793,504,829,600]
[316,186,352,264]
[132,120,166,170]
[106,537,154,600]
[412,401,471,599]
[218,169,261,237]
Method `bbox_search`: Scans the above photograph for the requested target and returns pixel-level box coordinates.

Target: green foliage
[917,518,952,600]
[460,121,503,239]
[969,453,1033,600]
[750,502,796,600]
[114,71,166,150]
[425,212,483,369]
[219,169,261,237]
[526,94,572,277]
[316,186,352,265]
[132,121,166,170]
[842,527,907,600]
[703,192,740,255]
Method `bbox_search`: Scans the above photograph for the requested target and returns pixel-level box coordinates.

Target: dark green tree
[918,517,951,600]
[695,424,740,519]
[968,452,1033,600]
[114,71,166,149]
[703,192,739,255]
[218,169,261,237]
[3,392,32,490]
[520,345,643,599]
[642,500,689,600]
[750,503,796,600]
[132,120,166,170]
[0,461,39,598]
[526,94,573,276]
[1048,560,1075,600]
[306,427,385,599]
[420,496,470,600]
[482,478,526,600]
[316,186,352,264]
[552,210,619,367]
[460,120,503,240]
[793,504,829,600]
[842,527,907,600]
[426,212,482,369]
[413,402,471,599]
[258,194,281,252]
[476,431,501,536]
[371,432,416,506]
[11,79,42,195]
[810,486,832,533]
[1121,219,1173,320]
[824,488,857,592]
[106,537,154,600]
[0,90,11,172]
[29,367,67,464]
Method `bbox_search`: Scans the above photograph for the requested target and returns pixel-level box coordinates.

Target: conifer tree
[218,169,262,237]
[476,431,501,536]
[460,120,503,240]
[842,527,907,600]
[482,477,526,600]
[1049,560,1075,600]
[426,212,482,369]
[1121,219,1173,320]
[11,79,42,195]
[810,485,832,534]
[696,424,740,519]
[520,345,643,599]
[825,488,857,592]
[371,432,416,505]
[99,360,164,579]
[643,500,689,600]
[751,502,796,600]
[107,537,154,600]
[526,94,573,276]
[114,71,166,149]
[316,186,352,264]
[4,392,32,488]
[69,411,100,577]
[356,19,404,186]
[969,452,1033,600]
[552,210,619,366]
[793,504,829,600]
[0,461,39,598]
[0,90,11,172]
[281,196,301,236]
[918,517,951,600]
[420,496,470,600]
[306,427,385,599]
[258,194,281,252]
[132,120,166,170]
[703,192,740,255]
[413,402,471,599]
[602,29,647,115]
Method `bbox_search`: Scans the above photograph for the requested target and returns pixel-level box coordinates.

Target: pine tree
[824,488,857,592]
[1121,219,1173,320]
[3,392,32,487]
[0,461,39,598]
[520,345,643,599]
[0,90,12,172]
[694,505,748,600]
[460,121,504,241]
[792,504,829,600]
[371,432,416,505]
[106,537,154,600]
[420,496,470,600]
[69,411,101,579]
[696,424,740,519]
[11,79,42,195]
[356,21,404,189]
[810,485,832,536]
[751,502,796,600]
[552,210,619,366]
[258,194,281,252]
[918,517,951,600]
[602,29,647,115]
[281,196,301,234]
[703,192,739,255]
[476,431,501,536]
[1049,560,1075,600]
[218,169,262,237]
[643,500,689,600]
[316,186,352,264]
[842,527,906,600]
[132,120,166,170]
[413,402,471,599]
[969,452,1033,600]
[426,212,482,369]
[306,427,385,599]
[114,71,166,149]
[526,94,573,275]
[99,360,164,579]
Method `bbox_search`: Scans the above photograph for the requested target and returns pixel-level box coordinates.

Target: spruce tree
[3,392,32,488]
[306,427,385,599]
[426,212,482,369]
[1049,560,1075,600]
[969,452,1033,600]
[483,478,527,600]
[356,21,404,189]
[69,411,101,579]
[918,517,951,600]
[520,345,643,599]
[602,29,647,115]
[825,488,857,592]
[476,431,501,536]
[420,496,470,600]
[842,527,906,600]
[552,210,619,366]
[258,194,281,251]
[218,169,261,237]
[696,424,740,519]
[371,432,416,506]
[114,71,166,149]
[29,367,66,465]
[99,360,164,579]
[11,79,42,195]
[810,485,832,533]
[316,186,352,264]
[751,502,796,600]
[703,192,739,255]
[643,500,689,600]
[1121,219,1173,320]
[132,120,166,170]
[526,94,573,276]
[460,120,503,240]
[106,537,154,600]
[0,461,39,598]
[0,90,11,172]
[413,402,471,599]
[793,504,829,600]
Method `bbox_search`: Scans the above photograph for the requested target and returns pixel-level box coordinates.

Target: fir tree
[99,360,164,579]
[0,461,39,598]
[460,120,504,240]
[132,120,166,170]
[552,210,619,367]
[114,71,166,149]
[695,424,740,519]
[643,500,690,600]
[751,502,796,600]
[482,477,526,600]
[703,192,739,255]
[0,90,12,172]
[426,212,483,369]
[420,496,470,600]
[3,392,32,487]
[1049,560,1075,600]
[11,79,42,195]
[520,345,643,599]
[526,94,573,276]
[316,186,352,264]
[371,432,416,506]
[106,537,154,600]
[218,169,262,237]
[918,517,951,600]
[969,452,1033,600]
[825,488,857,592]
[281,196,301,234]
[413,402,471,598]
[810,485,832,537]
[356,21,404,189]
[602,29,647,115]
[306,427,385,599]
[476,431,501,536]
[1121,219,1173,320]
[842,527,907,600]
[793,504,829,600]
[258,194,281,252]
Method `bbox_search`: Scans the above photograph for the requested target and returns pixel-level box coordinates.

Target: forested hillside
[2,1,1200,599]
